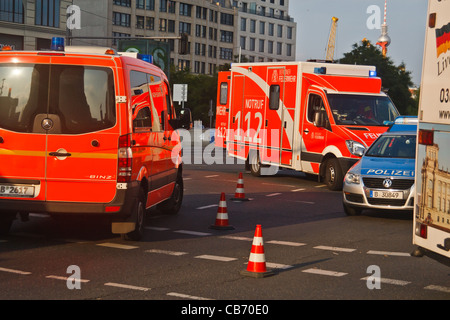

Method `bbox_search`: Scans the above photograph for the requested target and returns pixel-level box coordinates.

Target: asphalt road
[0,146,449,308]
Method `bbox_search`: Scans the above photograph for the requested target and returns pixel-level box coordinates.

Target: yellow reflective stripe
[70,153,117,159]
[0,150,46,157]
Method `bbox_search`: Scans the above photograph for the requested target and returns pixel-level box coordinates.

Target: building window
[0,0,24,24]
[35,0,60,28]
[113,12,131,27]
[114,0,131,7]
[179,3,191,16]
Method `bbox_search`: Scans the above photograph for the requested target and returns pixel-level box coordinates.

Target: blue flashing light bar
[51,37,65,51]
[314,67,327,75]
[138,54,153,64]
[369,70,377,77]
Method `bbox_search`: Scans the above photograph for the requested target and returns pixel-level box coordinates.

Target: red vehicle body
[215,62,400,190]
[0,43,189,240]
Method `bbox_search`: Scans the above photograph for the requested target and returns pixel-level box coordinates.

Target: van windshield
[327,93,399,126]
[0,64,115,134]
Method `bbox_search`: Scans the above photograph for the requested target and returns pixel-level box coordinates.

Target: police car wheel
[343,203,362,216]
[324,158,343,191]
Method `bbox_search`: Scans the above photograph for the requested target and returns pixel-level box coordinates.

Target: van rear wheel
[122,189,146,241]
[0,212,16,235]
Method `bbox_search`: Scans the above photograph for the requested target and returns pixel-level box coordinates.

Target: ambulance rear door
[44,55,119,204]
[0,55,50,202]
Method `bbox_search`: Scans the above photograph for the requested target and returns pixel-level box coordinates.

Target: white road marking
[46,275,90,283]
[360,276,410,286]
[0,267,31,275]
[174,230,212,237]
[205,175,219,178]
[96,243,139,250]
[267,240,306,247]
[367,250,411,257]
[302,268,348,277]
[291,188,305,192]
[424,285,450,293]
[221,236,253,241]
[145,249,188,256]
[195,255,237,262]
[145,226,170,231]
[266,193,282,197]
[104,282,150,292]
[196,204,219,210]
[167,292,213,300]
[314,245,356,253]
[266,262,293,270]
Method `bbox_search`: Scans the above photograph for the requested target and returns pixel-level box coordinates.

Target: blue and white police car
[343,116,417,215]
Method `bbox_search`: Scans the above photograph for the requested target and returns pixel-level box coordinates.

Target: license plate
[0,185,35,198]
[369,190,403,199]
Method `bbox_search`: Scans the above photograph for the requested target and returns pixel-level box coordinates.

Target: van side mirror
[314,111,326,127]
[169,108,192,130]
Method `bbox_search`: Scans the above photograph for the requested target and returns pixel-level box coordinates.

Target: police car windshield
[365,134,416,159]
[327,94,399,126]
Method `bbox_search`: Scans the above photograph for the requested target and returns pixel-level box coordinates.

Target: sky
[289,0,428,86]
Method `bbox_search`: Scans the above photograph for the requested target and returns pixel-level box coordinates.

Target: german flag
[436,22,450,58]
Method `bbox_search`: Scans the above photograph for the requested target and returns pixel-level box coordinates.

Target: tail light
[415,222,428,239]
[418,129,434,145]
[118,134,132,182]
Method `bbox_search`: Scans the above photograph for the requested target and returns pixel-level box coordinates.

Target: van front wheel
[158,175,183,215]
[324,158,343,191]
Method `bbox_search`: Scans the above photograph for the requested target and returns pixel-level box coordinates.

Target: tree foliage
[169,66,222,126]
[339,40,418,115]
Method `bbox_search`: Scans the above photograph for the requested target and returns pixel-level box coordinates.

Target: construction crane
[325,16,339,61]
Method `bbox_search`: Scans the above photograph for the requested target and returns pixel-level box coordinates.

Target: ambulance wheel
[159,175,183,215]
[343,203,362,216]
[0,212,16,235]
[324,158,343,191]
[123,189,146,241]
[249,151,261,177]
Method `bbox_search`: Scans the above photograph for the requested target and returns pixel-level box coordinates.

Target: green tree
[170,66,219,126]
[339,40,418,115]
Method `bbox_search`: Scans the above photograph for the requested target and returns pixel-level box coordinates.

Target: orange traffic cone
[210,193,234,230]
[241,225,275,278]
[231,172,249,202]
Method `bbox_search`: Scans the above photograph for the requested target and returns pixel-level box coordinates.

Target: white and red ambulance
[215,62,400,190]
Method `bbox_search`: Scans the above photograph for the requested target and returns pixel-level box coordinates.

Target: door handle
[49,152,72,157]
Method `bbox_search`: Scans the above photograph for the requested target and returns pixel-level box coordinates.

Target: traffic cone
[210,193,234,230]
[241,225,275,278]
[231,172,249,201]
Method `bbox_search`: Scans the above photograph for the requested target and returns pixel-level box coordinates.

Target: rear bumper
[0,181,140,219]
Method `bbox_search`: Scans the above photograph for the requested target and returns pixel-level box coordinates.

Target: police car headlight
[345,172,361,184]
[346,140,366,157]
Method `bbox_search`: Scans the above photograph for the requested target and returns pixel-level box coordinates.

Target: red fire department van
[215,61,400,190]
[0,38,190,240]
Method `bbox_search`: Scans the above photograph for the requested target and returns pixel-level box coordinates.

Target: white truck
[412,0,450,266]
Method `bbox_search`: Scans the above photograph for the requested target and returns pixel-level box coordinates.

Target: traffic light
[179,33,188,55]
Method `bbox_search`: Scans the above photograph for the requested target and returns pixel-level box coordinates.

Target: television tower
[376,0,391,57]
